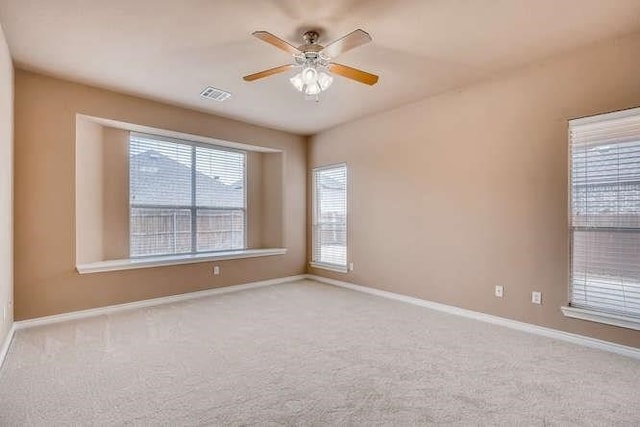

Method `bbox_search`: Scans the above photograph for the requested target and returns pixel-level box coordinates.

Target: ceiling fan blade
[252,31,301,55]
[328,63,379,86]
[243,64,295,82]
[322,29,372,59]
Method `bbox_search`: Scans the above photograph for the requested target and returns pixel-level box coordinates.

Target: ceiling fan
[243,29,379,100]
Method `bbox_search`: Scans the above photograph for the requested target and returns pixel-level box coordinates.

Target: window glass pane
[130,208,191,257]
[129,134,246,257]
[195,147,245,208]
[196,209,245,252]
[569,110,640,319]
[313,165,347,267]
[571,140,640,228]
[572,230,640,316]
[130,136,192,206]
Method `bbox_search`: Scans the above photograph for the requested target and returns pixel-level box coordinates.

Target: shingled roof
[130,150,244,208]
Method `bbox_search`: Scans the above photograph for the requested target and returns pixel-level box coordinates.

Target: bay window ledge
[561,306,640,331]
[77,248,287,274]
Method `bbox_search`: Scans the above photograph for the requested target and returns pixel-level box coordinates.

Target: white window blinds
[312,164,347,268]
[129,133,246,257]
[569,108,640,319]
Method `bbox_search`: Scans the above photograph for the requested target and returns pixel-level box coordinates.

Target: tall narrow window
[312,164,347,271]
[569,108,640,323]
[129,133,246,257]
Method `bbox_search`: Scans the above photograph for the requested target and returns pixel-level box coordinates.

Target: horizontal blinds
[129,133,246,257]
[130,135,193,206]
[569,107,640,318]
[195,146,245,208]
[313,165,347,267]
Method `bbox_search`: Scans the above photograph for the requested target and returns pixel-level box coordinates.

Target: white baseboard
[306,274,640,360]
[0,323,16,370]
[14,275,307,330]
[5,273,638,366]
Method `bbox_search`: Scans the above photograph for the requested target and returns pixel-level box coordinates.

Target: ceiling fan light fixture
[289,73,304,91]
[290,66,333,99]
[301,66,318,85]
[317,71,333,91]
[305,81,321,96]
[246,29,378,101]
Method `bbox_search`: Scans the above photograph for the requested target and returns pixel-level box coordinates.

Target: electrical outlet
[348,262,354,272]
[532,291,542,304]
[213,266,220,275]
[495,285,504,297]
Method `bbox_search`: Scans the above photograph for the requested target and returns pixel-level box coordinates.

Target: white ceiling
[1,0,640,135]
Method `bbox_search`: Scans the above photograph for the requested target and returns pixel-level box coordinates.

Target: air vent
[200,86,231,102]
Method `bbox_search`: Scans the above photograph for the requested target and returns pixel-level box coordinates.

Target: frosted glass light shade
[318,72,333,91]
[302,67,318,85]
[290,73,304,91]
[289,67,334,97]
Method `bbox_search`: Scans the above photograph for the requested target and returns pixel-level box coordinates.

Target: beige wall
[246,151,263,249]
[0,24,13,346]
[14,69,306,320]
[309,33,640,348]
[261,152,284,248]
[75,122,284,262]
[75,118,104,263]
[76,122,130,262]
[247,151,284,249]
[101,126,129,259]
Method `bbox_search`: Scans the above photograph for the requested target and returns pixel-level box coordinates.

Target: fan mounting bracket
[303,30,320,45]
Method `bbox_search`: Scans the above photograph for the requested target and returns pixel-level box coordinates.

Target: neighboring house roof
[130,150,244,208]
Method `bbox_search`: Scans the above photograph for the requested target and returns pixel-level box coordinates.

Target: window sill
[561,306,640,331]
[76,248,288,274]
[309,262,348,274]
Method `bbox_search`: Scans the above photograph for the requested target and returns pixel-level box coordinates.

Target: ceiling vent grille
[200,86,231,102]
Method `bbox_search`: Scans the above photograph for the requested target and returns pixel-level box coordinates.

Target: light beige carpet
[1,279,639,426]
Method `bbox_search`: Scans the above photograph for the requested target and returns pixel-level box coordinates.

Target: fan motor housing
[298,44,323,54]
[298,30,324,55]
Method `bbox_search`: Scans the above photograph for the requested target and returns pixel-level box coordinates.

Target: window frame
[563,107,640,331]
[129,132,248,258]
[310,163,349,273]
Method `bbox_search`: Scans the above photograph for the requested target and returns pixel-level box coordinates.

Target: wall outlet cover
[495,285,504,297]
[532,291,542,304]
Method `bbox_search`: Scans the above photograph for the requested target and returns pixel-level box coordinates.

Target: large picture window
[569,108,640,323]
[129,133,246,257]
[312,164,347,270]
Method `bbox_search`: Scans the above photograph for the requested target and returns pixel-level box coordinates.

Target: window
[129,133,246,257]
[312,164,347,271]
[568,107,640,326]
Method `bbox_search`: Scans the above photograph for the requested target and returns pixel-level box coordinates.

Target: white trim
[6,274,639,367]
[14,275,306,330]
[561,306,640,331]
[0,324,16,370]
[309,262,348,274]
[311,163,348,272]
[306,275,640,360]
[76,248,287,274]
[569,105,640,126]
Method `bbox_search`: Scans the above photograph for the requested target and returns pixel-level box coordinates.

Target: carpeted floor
[1,279,639,426]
